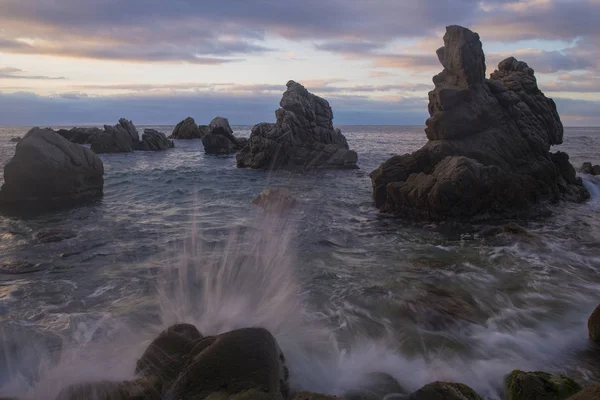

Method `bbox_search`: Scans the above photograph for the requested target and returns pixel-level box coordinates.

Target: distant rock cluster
[580,162,600,176]
[370,25,589,221]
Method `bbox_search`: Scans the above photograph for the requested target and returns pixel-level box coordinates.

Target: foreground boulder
[237,81,358,170]
[202,116,246,155]
[370,25,589,221]
[91,118,139,153]
[580,162,600,176]
[169,117,209,139]
[504,370,581,400]
[0,128,104,212]
[139,129,175,151]
[588,304,600,343]
[407,382,482,400]
[55,127,103,144]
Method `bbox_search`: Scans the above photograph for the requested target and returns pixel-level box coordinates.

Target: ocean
[1,125,600,399]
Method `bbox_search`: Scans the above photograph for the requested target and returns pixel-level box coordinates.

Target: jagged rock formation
[55,127,103,144]
[90,118,140,153]
[370,25,589,221]
[169,117,209,139]
[139,129,175,151]
[236,81,358,170]
[202,116,246,154]
[0,128,104,213]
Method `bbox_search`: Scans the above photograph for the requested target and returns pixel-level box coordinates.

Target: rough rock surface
[370,25,589,221]
[588,304,600,343]
[169,117,209,139]
[407,382,482,400]
[504,370,581,400]
[91,119,140,153]
[236,81,358,170]
[0,128,104,212]
[567,385,600,400]
[580,162,600,176]
[139,129,175,151]
[56,127,104,144]
[168,327,289,400]
[203,116,246,154]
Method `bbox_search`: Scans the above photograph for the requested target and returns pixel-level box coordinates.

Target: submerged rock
[588,304,600,343]
[34,229,77,244]
[91,118,140,153]
[55,376,161,400]
[504,370,581,400]
[236,81,358,170]
[0,128,104,213]
[0,260,47,274]
[136,323,202,386]
[169,117,209,139]
[370,25,588,221]
[407,382,482,400]
[168,327,289,400]
[344,372,405,400]
[203,116,245,154]
[580,162,600,176]
[252,188,297,212]
[139,129,175,151]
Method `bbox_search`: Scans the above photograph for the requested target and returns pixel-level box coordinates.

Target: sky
[0,0,598,126]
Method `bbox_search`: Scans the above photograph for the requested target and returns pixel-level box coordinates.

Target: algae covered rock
[504,370,581,400]
[407,382,482,400]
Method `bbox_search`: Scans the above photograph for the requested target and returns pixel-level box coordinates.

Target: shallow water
[1,125,600,399]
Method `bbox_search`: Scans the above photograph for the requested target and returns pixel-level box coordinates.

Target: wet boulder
[252,188,297,213]
[202,116,246,155]
[588,304,600,343]
[168,327,289,400]
[55,376,161,400]
[370,26,588,221]
[504,370,581,400]
[55,127,104,144]
[136,323,202,386]
[169,117,209,139]
[0,128,104,213]
[580,162,600,176]
[139,129,175,151]
[407,382,482,400]
[344,372,405,400]
[236,81,358,170]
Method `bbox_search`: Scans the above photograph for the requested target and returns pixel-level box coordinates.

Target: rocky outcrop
[90,118,140,154]
[139,129,175,151]
[55,127,103,144]
[0,128,104,213]
[504,370,581,400]
[580,162,600,176]
[169,117,209,139]
[202,116,246,154]
[9,137,21,143]
[252,188,297,213]
[407,382,482,400]
[236,81,358,170]
[370,25,589,221]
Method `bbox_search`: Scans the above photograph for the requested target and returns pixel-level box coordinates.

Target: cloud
[486,49,597,73]
[0,66,65,80]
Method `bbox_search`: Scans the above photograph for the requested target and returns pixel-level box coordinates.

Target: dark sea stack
[407,382,482,400]
[139,129,175,151]
[91,118,140,153]
[504,370,581,400]
[0,128,104,213]
[370,25,589,221]
[168,327,289,400]
[55,127,103,144]
[202,116,246,154]
[169,117,209,139]
[236,81,358,170]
